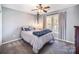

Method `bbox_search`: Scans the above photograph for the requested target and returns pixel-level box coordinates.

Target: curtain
[59,12,66,40]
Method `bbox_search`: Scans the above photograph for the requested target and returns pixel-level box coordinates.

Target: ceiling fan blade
[44,6,50,9]
[43,10,47,13]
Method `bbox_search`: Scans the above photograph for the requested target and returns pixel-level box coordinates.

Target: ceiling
[2,4,77,15]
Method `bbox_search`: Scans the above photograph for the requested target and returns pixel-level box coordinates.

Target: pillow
[21,27,30,31]
[21,27,24,30]
[25,28,31,31]
[29,26,35,30]
[21,26,35,31]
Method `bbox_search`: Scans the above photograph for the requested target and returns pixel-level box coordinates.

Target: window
[46,14,59,38]
[46,12,66,40]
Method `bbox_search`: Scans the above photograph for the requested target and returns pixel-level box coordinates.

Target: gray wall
[66,5,79,43]
[0,5,2,45]
[2,7,36,43]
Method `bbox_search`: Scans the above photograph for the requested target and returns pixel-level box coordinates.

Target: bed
[21,27,54,53]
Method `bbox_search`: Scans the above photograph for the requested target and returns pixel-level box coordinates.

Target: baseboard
[2,38,22,45]
[2,37,75,45]
[0,43,2,46]
[55,37,75,44]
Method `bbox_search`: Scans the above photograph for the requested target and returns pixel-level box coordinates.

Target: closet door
[0,5,2,45]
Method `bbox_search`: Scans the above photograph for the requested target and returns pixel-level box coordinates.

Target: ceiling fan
[32,4,50,23]
[32,4,50,13]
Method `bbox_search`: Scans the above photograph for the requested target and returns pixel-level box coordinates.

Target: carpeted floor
[0,39,75,54]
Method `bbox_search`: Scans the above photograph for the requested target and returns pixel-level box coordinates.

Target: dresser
[74,26,79,54]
